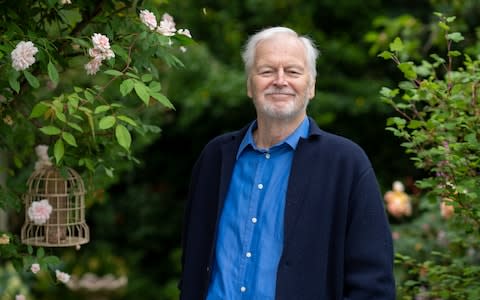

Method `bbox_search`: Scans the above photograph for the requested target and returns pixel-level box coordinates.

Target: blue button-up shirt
[207,117,310,300]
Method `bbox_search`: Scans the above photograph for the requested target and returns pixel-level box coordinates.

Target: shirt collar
[237,117,310,159]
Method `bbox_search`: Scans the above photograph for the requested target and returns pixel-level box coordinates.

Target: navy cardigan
[180,118,395,299]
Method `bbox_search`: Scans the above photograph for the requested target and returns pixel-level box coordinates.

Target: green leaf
[438,21,449,31]
[79,158,95,171]
[149,81,162,92]
[23,70,40,88]
[55,111,67,123]
[117,115,138,127]
[94,105,111,114]
[465,133,477,144]
[30,102,49,118]
[67,122,83,132]
[119,79,135,96]
[407,120,423,129]
[126,72,140,79]
[115,124,131,150]
[150,92,174,109]
[67,94,80,111]
[448,50,461,57]
[446,16,456,23]
[62,132,77,147]
[104,166,114,178]
[447,32,464,43]
[111,44,129,63]
[36,247,45,259]
[84,90,95,102]
[98,116,116,129]
[47,61,59,84]
[377,51,394,60]
[134,81,150,105]
[398,62,417,80]
[42,255,61,266]
[104,69,124,76]
[141,74,153,82]
[8,74,20,93]
[54,138,64,163]
[389,37,404,52]
[39,125,62,135]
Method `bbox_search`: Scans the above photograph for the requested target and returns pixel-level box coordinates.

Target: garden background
[1,0,479,299]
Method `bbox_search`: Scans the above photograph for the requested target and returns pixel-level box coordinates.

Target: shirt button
[240,286,247,292]
[265,153,271,159]
[258,183,263,189]
[246,252,252,258]
[251,217,257,223]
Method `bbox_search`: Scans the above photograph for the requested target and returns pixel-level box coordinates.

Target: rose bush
[378,13,480,298]
[0,0,192,296]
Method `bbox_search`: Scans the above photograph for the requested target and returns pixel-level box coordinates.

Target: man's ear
[308,80,316,99]
[247,76,253,98]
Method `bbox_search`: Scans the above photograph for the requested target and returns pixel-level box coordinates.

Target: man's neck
[253,115,306,149]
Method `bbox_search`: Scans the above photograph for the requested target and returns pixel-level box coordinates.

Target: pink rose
[27,199,53,225]
[31,263,41,274]
[11,41,38,71]
[156,13,176,36]
[140,9,157,30]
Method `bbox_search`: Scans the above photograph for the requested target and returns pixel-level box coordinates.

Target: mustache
[264,88,296,96]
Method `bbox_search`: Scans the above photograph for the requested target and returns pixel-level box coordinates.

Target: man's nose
[273,69,288,86]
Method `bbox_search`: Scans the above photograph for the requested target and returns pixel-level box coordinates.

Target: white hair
[241,27,320,80]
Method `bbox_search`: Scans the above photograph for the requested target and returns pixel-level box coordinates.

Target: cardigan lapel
[283,119,322,241]
[217,126,249,216]
[283,137,313,241]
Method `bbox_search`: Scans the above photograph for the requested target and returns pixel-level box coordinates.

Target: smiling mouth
[265,92,295,96]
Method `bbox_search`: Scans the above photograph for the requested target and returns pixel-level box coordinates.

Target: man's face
[247,34,315,121]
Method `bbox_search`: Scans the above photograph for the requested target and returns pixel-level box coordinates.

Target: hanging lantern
[21,166,90,247]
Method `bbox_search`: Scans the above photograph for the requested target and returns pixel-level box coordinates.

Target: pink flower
[11,41,39,71]
[384,181,412,218]
[84,58,102,75]
[27,199,53,225]
[56,270,71,283]
[31,263,41,274]
[177,28,192,38]
[89,47,114,60]
[139,9,157,30]
[91,33,111,52]
[85,33,115,75]
[16,295,26,300]
[440,198,454,219]
[0,233,9,245]
[156,13,176,36]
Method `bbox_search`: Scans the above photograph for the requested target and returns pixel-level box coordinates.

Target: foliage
[0,0,192,296]
[379,13,480,299]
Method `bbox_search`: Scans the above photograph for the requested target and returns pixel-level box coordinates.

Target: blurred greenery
[2,0,480,299]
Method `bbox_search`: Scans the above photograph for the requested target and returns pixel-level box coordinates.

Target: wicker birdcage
[21,166,90,247]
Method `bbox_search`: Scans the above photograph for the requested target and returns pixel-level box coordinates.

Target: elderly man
[180,27,395,299]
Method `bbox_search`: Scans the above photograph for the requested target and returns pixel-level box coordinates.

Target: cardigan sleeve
[343,167,396,300]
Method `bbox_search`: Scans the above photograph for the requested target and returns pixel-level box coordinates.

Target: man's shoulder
[198,124,250,158]
[204,127,245,149]
[307,126,371,166]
